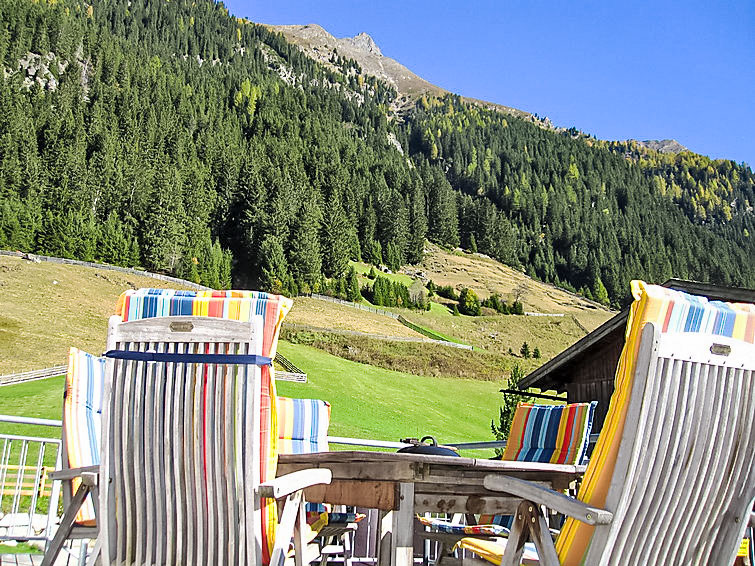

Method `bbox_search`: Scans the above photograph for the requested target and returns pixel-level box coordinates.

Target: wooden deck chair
[115,288,294,563]
[40,347,105,566]
[277,397,364,565]
[43,288,301,566]
[467,281,755,566]
[93,314,330,566]
[418,402,596,562]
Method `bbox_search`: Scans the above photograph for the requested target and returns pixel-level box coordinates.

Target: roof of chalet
[518,279,755,392]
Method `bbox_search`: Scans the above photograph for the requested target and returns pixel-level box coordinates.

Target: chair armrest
[49,465,100,483]
[484,474,612,526]
[259,468,332,499]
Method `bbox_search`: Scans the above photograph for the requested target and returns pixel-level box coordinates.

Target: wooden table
[277,451,585,566]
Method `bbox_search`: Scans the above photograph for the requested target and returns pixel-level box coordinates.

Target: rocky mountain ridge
[635,139,689,154]
[268,24,692,153]
[268,24,536,121]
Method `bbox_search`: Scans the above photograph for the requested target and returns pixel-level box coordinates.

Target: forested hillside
[1,0,753,306]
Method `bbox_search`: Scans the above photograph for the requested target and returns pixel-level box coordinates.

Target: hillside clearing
[415,243,610,317]
[285,296,422,338]
[0,256,195,374]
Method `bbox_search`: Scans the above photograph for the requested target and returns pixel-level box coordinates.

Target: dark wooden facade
[519,279,755,432]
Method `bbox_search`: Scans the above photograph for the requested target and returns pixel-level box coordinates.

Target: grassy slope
[0,256,195,374]
[276,341,502,445]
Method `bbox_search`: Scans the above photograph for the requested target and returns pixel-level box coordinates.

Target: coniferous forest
[1,0,753,306]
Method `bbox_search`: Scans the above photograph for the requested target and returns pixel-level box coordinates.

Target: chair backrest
[276,397,331,455]
[583,322,755,565]
[555,281,755,565]
[474,401,596,529]
[100,314,270,566]
[114,288,292,561]
[501,401,596,465]
[62,347,106,524]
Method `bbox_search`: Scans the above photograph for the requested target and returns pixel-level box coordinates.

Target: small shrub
[491,364,532,449]
[436,285,458,301]
[458,288,481,316]
[520,341,531,359]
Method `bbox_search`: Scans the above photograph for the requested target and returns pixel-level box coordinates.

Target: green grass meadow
[277,341,503,449]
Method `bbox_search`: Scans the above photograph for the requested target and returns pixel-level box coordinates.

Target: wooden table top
[277,451,586,514]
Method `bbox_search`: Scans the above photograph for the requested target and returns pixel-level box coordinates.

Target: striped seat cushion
[275,396,366,531]
[277,397,332,525]
[64,347,106,525]
[114,288,292,564]
[555,281,755,565]
[501,401,596,465]
[421,402,595,538]
[277,397,331,455]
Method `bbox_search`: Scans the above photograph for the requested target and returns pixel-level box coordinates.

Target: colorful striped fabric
[501,402,596,465]
[555,281,755,565]
[275,396,365,533]
[417,516,508,536]
[64,347,106,525]
[424,402,595,541]
[114,288,293,564]
[276,397,331,455]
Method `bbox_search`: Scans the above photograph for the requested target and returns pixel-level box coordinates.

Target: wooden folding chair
[476,321,755,565]
[96,314,329,566]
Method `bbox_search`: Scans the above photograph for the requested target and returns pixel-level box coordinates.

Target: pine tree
[346,266,361,302]
[320,194,350,278]
[520,342,531,359]
[288,201,322,286]
[260,235,288,293]
[491,365,531,446]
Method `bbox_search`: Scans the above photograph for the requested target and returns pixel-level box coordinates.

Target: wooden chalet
[517,279,755,432]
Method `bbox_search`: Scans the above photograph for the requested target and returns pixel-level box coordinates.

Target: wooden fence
[0,366,66,387]
[0,250,210,290]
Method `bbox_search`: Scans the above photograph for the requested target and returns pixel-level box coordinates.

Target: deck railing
[0,416,62,547]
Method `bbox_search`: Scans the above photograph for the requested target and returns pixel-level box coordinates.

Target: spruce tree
[346,266,361,302]
[288,201,322,286]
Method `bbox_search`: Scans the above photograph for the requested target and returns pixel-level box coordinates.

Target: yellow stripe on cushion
[455,537,540,565]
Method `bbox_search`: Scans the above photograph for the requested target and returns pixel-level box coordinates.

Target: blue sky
[224,1,755,166]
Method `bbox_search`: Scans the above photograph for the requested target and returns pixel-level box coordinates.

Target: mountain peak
[635,139,688,154]
[345,32,382,56]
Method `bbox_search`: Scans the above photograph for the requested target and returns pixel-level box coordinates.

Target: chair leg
[41,484,90,566]
[343,525,355,566]
[526,504,559,566]
[85,536,102,566]
[293,497,306,566]
[500,501,530,566]
[78,540,89,566]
